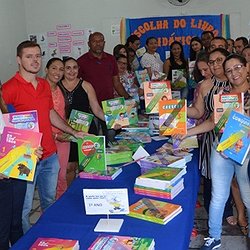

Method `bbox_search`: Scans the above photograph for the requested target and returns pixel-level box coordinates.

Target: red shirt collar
[87,51,107,60]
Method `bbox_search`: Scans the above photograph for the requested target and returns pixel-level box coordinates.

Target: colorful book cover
[125,99,138,125]
[30,237,79,250]
[217,111,250,165]
[135,167,186,190]
[143,81,172,114]
[214,93,244,133]
[79,166,122,180]
[65,109,94,142]
[171,69,187,89]
[135,69,150,88]
[3,110,39,132]
[88,235,154,250]
[102,97,129,129]
[128,198,182,225]
[0,127,42,181]
[159,99,187,136]
[77,136,106,172]
[106,145,133,165]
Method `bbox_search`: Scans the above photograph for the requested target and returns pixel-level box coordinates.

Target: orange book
[143,81,172,114]
[158,99,187,136]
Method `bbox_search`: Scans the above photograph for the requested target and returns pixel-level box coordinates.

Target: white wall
[0,0,27,82]
[0,0,249,81]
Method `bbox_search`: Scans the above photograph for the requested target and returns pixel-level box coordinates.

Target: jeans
[0,179,26,250]
[22,153,59,233]
[209,146,250,240]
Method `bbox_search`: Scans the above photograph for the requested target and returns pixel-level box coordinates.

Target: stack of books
[88,235,155,250]
[111,139,144,152]
[115,131,152,143]
[106,145,133,165]
[134,178,184,200]
[29,237,79,250]
[128,198,182,225]
[135,167,186,190]
[140,152,186,174]
[79,166,122,180]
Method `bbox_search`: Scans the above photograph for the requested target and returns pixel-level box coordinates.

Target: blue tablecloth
[11,140,200,250]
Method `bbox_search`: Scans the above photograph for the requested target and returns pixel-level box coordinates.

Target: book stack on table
[88,235,155,250]
[134,167,186,200]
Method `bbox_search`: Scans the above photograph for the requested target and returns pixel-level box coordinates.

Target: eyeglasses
[208,57,224,66]
[225,64,244,76]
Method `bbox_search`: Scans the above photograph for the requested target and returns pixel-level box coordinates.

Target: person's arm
[186,115,215,138]
[113,75,130,99]
[50,109,89,138]
[163,59,171,76]
[83,81,105,121]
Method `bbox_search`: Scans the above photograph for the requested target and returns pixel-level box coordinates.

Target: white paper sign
[83,189,129,215]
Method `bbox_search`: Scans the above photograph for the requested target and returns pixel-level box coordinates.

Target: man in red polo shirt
[2,40,86,233]
[77,32,130,141]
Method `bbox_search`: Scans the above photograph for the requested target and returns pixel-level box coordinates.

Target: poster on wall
[122,15,229,60]
[29,24,94,65]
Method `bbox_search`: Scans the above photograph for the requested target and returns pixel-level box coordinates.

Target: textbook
[125,99,138,125]
[135,166,186,190]
[65,109,94,142]
[0,127,42,181]
[3,110,39,132]
[128,198,182,225]
[214,93,244,133]
[30,237,79,250]
[88,235,155,250]
[135,69,150,88]
[102,97,129,129]
[171,69,187,90]
[217,111,250,165]
[143,80,172,114]
[77,136,106,172]
[106,145,133,165]
[134,178,184,200]
[159,99,187,136]
[79,166,122,180]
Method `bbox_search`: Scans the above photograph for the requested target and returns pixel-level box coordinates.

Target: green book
[64,109,94,142]
[77,136,106,172]
[102,97,129,129]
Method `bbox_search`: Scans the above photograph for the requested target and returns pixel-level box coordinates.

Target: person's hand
[73,130,93,139]
[113,124,122,130]
[172,133,187,141]
[0,173,9,180]
[34,146,43,160]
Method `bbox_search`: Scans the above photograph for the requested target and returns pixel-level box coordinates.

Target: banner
[122,15,230,60]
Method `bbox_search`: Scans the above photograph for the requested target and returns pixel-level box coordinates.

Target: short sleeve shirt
[2,72,56,159]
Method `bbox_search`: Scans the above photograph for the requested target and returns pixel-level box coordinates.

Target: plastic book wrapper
[217,111,250,165]
[171,69,187,89]
[159,99,187,136]
[102,97,129,129]
[144,81,172,114]
[128,198,182,225]
[0,127,42,181]
[77,136,106,172]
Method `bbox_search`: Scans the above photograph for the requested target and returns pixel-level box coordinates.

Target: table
[10,140,200,250]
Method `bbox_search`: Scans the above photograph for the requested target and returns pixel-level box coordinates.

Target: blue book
[217,111,250,165]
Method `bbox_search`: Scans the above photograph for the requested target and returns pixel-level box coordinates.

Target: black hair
[62,57,77,64]
[145,37,157,46]
[209,47,230,59]
[235,36,249,47]
[17,40,41,57]
[210,36,228,50]
[189,36,203,61]
[201,31,214,38]
[193,50,210,82]
[113,44,128,58]
[125,34,140,48]
[169,41,187,67]
[45,57,63,69]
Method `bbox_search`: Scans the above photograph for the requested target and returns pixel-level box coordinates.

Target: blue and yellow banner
[121,15,230,60]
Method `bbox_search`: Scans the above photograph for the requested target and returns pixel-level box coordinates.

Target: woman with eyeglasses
[186,49,236,225]
[198,54,250,250]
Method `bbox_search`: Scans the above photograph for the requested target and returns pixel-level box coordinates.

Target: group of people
[0,29,250,250]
